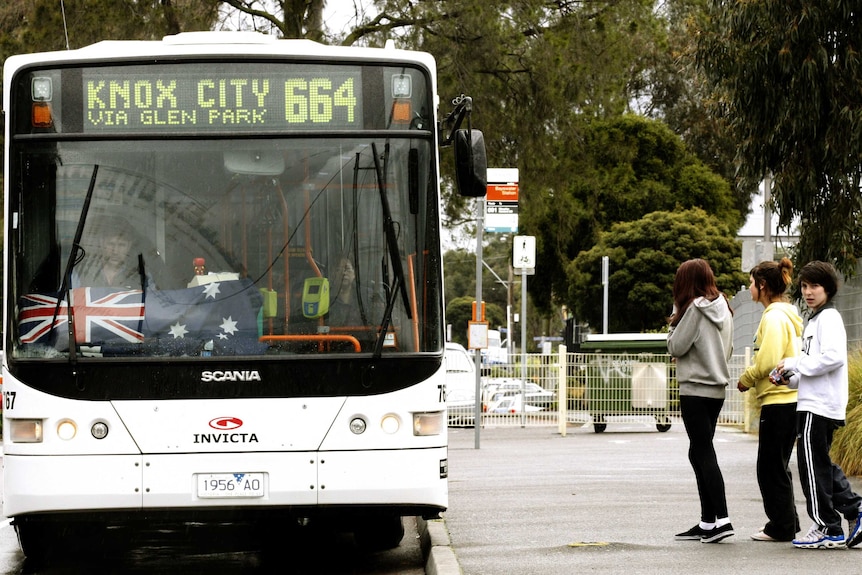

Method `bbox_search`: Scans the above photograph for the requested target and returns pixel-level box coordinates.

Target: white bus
[2,31,486,558]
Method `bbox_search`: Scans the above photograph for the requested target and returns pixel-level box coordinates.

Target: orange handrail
[407,254,419,351]
[259,334,361,353]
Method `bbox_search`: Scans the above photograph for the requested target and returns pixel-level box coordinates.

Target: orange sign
[486,184,519,202]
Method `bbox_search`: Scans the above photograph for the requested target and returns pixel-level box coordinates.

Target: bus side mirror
[453,129,487,197]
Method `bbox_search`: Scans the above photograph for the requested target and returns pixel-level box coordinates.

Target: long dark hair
[670,258,726,327]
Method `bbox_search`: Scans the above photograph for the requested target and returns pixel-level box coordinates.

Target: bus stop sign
[513,235,536,269]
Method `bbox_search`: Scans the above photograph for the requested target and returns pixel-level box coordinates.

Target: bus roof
[3,31,437,108]
[6,31,434,62]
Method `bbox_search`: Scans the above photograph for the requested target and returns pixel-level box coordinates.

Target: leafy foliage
[698,0,862,276]
[832,348,862,476]
[528,115,739,316]
[0,0,218,60]
[640,0,756,217]
[358,3,679,219]
[217,0,327,40]
[568,208,747,332]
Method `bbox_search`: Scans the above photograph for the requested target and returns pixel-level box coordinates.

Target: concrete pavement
[423,419,862,575]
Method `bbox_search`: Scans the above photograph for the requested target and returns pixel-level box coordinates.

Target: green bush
[832,348,862,476]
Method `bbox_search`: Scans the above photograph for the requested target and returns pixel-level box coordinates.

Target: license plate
[196,472,265,498]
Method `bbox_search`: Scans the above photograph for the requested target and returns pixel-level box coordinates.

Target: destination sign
[81,65,364,132]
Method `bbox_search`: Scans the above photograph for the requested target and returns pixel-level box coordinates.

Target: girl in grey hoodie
[667,259,735,544]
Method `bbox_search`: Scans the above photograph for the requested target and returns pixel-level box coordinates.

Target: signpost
[485,169,519,233]
[513,235,535,427]
[474,168,520,444]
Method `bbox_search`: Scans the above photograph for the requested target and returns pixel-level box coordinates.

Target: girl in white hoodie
[778,261,862,549]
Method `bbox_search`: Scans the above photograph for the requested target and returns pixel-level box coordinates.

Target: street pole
[474,199,484,449]
[602,255,609,334]
[508,263,515,358]
[520,270,527,427]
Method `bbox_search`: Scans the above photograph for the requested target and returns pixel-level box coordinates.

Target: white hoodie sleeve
[784,308,846,378]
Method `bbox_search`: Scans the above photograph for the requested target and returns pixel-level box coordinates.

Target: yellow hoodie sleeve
[738,308,796,390]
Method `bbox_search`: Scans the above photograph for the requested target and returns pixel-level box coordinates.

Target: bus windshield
[9,62,442,360]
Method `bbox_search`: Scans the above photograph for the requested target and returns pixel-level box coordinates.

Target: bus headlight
[10,419,43,443]
[412,411,444,436]
[57,419,77,440]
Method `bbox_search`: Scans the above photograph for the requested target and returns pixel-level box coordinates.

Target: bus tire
[15,522,60,563]
[354,515,404,551]
[16,520,108,562]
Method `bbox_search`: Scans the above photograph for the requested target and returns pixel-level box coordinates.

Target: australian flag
[18,279,263,355]
[142,279,261,342]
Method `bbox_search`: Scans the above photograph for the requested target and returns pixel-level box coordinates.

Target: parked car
[445,341,476,394]
[482,377,554,409]
[445,342,478,426]
[488,394,544,415]
[445,388,476,427]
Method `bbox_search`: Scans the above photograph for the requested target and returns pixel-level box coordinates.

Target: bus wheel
[354,515,404,551]
[17,520,107,562]
[15,522,60,563]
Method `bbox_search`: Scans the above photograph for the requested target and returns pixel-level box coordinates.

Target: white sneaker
[792,524,846,549]
[848,511,862,549]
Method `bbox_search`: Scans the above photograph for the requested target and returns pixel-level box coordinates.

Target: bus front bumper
[3,447,448,519]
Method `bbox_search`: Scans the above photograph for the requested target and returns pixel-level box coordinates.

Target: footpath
[421,420,862,575]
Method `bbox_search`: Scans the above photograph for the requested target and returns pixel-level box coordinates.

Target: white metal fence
[449,348,751,433]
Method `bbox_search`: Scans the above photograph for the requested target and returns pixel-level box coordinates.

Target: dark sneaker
[847,512,862,549]
[675,524,709,540]
[701,523,734,543]
[792,524,845,549]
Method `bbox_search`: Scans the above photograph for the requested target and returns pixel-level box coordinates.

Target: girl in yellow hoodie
[737,257,803,542]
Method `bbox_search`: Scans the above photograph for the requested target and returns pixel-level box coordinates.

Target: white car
[444,342,478,426]
[488,394,544,414]
[445,388,477,426]
[482,377,554,409]
[444,342,476,394]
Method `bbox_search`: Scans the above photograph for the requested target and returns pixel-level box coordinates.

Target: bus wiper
[52,164,99,366]
[370,143,411,359]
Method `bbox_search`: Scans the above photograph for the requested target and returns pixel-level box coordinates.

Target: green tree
[525,114,739,317]
[338,2,674,226]
[639,0,755,219]
[697,0,862,276]
[348,1,749,330]
[217,0,326,40]
[0,0,217,59]
[568,208,747,332]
